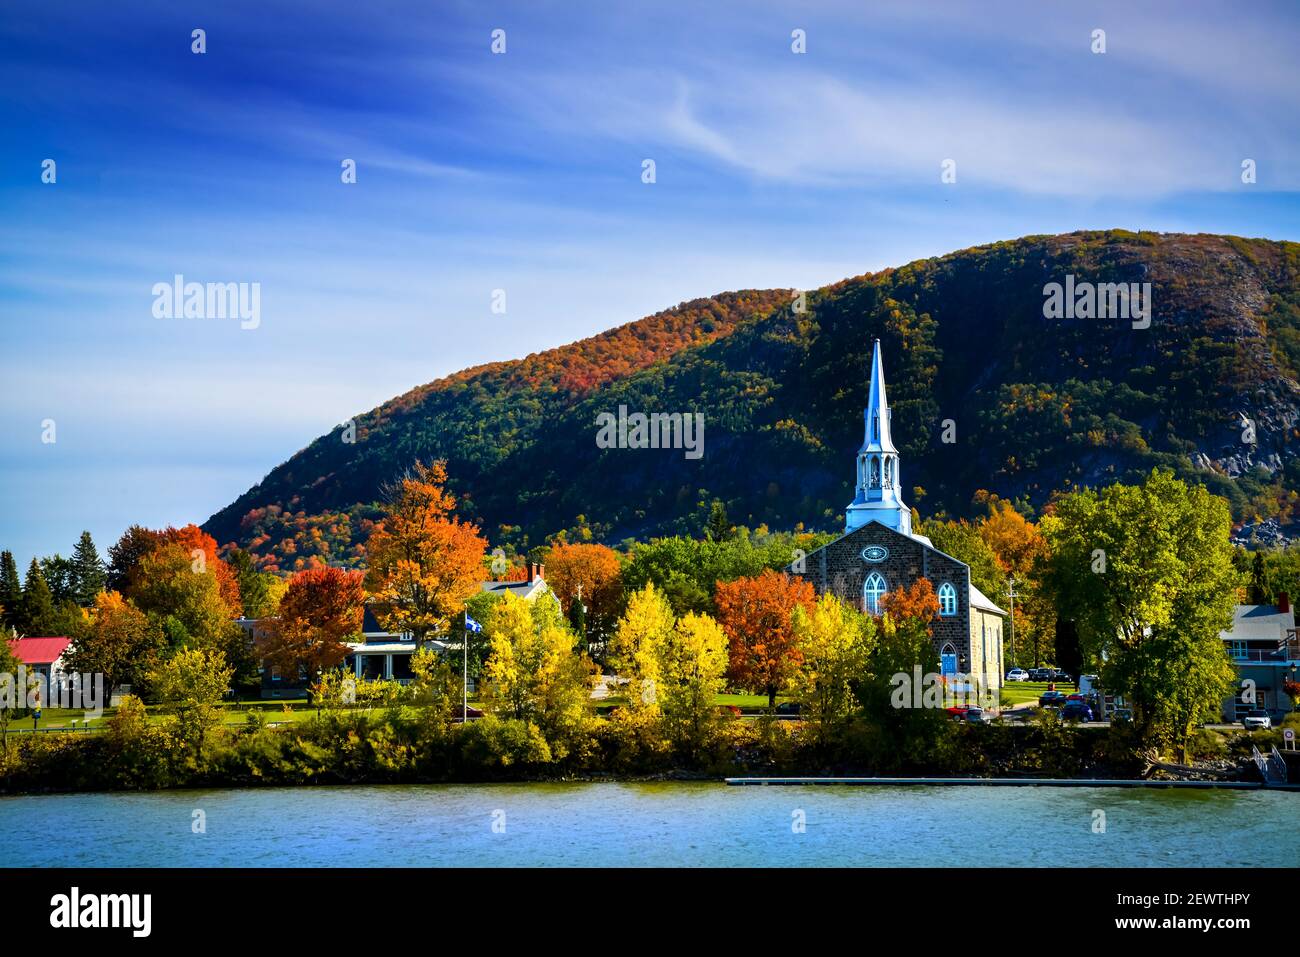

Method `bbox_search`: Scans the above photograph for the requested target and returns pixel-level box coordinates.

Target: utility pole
[1005,575,1019,669]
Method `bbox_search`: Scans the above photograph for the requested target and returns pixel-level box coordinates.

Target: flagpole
[462,601,468,723]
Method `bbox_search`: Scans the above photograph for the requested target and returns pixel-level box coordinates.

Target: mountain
[204,230,1300,570]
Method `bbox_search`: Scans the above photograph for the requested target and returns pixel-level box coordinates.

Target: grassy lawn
[11,691,787,731]
[1001,680,1077,707]
[716,693,787,709]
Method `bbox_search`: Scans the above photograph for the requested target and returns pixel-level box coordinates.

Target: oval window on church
[861,545,888,563]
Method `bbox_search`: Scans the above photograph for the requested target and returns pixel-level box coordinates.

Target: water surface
[1,783,1293,867]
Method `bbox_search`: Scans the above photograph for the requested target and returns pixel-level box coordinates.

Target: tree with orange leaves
[543,541,624,646]
[713,569,815,711]
[156,524,242,611]
[979,499,1047,579]
[978,498,1052,668]
[261,566,366,675]
[364,460,487,641]
[877,578,940,631]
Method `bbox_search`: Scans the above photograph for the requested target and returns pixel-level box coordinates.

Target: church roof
[968,583,1008,616]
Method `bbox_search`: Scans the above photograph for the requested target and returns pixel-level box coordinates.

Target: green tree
[106,525,160,593]
[705,500,734,542]
[0,630,19,750]
[227,549,285,619]
[0,551,22,631]
[1040,469,1240,758]
[853,615,949,769]
[147,648,234,759]
[19,559,57,636]
[39,555,75,606]
[70,531,107,606]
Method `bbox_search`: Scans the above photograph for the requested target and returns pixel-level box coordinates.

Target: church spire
[845,339,911,535]
[863,338,897,454]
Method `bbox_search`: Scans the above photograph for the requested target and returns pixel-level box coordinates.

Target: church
[789,340,1007,697]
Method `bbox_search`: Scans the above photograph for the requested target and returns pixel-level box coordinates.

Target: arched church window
[937,582,957,616]
[883,457,893,487]
[863,572,887,615]
[869,456,880,488]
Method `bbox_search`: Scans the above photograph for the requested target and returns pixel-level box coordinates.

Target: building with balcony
[1220,595,1297,723]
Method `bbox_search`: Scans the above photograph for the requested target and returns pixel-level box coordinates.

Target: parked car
[1038,690,1068,708]
[1066,693,1086,703]
[775,702,801,716]
[1005,668,1030,682]
[1049,669,1072,683]
[1242,709,1272,730]
[1112,708,1133,724]
[1028,668,1051,681]
[945,705,987,723]
[1060,701,1095,722]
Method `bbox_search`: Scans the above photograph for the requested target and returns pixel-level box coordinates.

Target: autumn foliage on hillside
[205,231,1300,571]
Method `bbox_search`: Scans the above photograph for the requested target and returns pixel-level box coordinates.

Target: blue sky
[1,0,1298,568]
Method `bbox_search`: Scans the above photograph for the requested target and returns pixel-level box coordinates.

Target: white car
[1242,710,1272,730]
[1005,668,1030,682]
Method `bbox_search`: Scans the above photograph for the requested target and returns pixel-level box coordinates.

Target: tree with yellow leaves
[789,593,874,747]
[480,592,592,758]
[611,584,729,754]
[364,460,487,641]
[609,582,675,713]
[657,612,729,755]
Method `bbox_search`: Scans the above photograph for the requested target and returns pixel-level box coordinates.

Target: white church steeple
[845,339,911,535]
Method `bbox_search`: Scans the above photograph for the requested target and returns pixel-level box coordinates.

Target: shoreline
[3,770,1289,798]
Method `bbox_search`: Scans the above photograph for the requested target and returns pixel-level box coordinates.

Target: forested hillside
[204,231,1300,571]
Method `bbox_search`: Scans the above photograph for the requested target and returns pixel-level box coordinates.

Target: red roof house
[8,636,72,675]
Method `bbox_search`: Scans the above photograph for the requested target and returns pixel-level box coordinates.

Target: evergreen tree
[705,499,733,542]
[0,551,20,631]
[19,559,57,636]
[70,531,106,606]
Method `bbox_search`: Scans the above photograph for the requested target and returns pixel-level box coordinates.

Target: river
[1,782,1294,867]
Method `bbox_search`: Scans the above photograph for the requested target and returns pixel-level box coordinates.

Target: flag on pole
[465,615,483,634]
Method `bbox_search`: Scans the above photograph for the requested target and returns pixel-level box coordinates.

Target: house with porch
[1221,595,1298,723]
[255,564,558,696]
